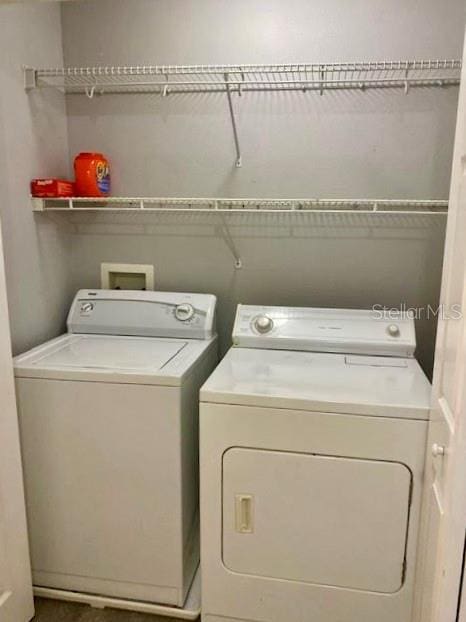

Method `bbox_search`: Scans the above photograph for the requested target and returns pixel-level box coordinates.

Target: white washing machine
[14,289,217,619]
[200,305,431,622]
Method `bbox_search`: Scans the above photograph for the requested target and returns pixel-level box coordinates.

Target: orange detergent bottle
[74,152,111,197]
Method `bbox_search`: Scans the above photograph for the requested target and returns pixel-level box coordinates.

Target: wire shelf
[25,60,462,96]
[33,196,447,270]
[32,196,448,214]
[24,60,462,167]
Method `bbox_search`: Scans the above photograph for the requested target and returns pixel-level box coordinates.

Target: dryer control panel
[232,305,416,357]
[67,290,217,339]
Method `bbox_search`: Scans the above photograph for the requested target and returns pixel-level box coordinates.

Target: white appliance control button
[175,303,195,321]
[253,315,274,334]
[387,324,400,337]
[80,302,94,313]
[431,443,445,458]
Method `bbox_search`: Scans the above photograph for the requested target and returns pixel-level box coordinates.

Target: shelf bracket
[215,205,242,269]
[23,66,37,90]
[404,67,410,95]
[31,198,45,212]
[319,64,325,96]
[224,73,242,168]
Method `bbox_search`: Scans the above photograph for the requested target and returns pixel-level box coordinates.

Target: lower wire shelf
[32,196,448,271]
[32,196,448,214]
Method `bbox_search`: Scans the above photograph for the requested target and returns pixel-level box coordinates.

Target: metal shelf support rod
[214,201,243,268]
[224,73,242,167]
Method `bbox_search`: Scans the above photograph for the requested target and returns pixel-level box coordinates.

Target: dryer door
[222,448,411,593]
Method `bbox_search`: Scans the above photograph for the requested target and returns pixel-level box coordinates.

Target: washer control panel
[232,305,416,357]
[68,290,217,339]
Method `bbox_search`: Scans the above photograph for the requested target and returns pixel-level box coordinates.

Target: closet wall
[59,0,466,374]
[0,2,72,355]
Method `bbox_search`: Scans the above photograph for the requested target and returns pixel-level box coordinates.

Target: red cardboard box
[30,179,75,198]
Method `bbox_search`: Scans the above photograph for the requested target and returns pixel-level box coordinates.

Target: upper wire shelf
[24,60,462,96]
[32,196,448,214]
[24,60,462,167]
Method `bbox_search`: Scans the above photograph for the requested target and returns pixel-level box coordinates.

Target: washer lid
[15,333,216,386]
[233,305,416,357]
[200,347,431,419]
[22,334,187,372]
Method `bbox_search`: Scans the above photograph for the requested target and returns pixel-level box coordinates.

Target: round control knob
[80,302,94,312]
[431,443,445,458]
[175,303,195,322]
[253,315,274,334]
[387,324,400,337]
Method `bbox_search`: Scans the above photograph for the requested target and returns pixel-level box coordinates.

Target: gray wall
[67,210,445,376]
[60,0,466,375]
[0,2,74,355]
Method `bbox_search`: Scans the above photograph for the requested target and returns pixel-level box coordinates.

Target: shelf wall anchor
[85,85,96,99]
[224,73,243,167]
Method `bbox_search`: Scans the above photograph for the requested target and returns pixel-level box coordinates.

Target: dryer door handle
[235,494,254,534]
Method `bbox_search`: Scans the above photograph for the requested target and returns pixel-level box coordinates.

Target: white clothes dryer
[14,289,218,619]
[200,305,431,622]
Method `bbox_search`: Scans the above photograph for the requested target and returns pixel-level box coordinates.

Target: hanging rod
[32,197,448,214]
[24,60,461,94]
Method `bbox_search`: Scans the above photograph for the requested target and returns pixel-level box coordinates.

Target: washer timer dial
[175,303,195,322]
[80,302,95,313]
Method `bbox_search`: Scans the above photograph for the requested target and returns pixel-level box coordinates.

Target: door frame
[414,26,466,622]
[0,219,34,621]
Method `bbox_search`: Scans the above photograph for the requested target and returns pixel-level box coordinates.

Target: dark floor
[33,598,176,621]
